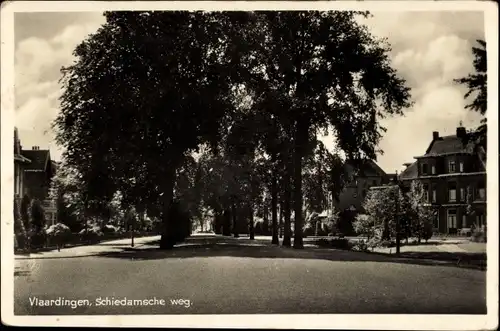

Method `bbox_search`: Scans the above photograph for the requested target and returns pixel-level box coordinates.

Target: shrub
[79,225,104,244]
[330,238,351,250]
[352,239,369,252]
[29,228,47,249]
[304,226,315,237]
[314,237,352,250]
[30,199,46,231]
[471,229,487,243]
[46,223,72,251]
[102,224,123,234]
[14,198,27,250]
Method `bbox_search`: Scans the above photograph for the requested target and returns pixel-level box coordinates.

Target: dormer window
[421,163,428,175]
[448,160,456,173]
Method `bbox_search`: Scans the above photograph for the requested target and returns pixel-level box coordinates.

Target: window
[423,184,429,202]
[459,162,464,173]
[449,160,456,173]
[432,187,437,203]
[431,165,436,174]
[448,182,457,202]
[475,181,486,200]
[460,187,466,202]
[447,209,457,230]
[478,188,486,200]
[476,214,485,227]
[372,180,377,186]
[421,163,428,175]
[462,214,467,228]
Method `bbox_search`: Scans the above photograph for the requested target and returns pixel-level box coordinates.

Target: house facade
[399,126,486,234]
[14,128,32,199]
[331,159,395,214]
[13,128,58,226]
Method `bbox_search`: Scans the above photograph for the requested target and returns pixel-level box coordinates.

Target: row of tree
[53,11,412,249]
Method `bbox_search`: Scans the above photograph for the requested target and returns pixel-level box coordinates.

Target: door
[447,209,457,234]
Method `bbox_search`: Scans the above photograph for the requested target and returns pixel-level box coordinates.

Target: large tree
[249,12,412,248]
[454,40,487,155]
[455,40,487,116]
[55,11,256,249]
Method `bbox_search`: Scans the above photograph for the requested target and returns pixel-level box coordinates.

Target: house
[14,128,31,199]
[398,126,486,234]
[13,128,58,226]
[332,159,394,214]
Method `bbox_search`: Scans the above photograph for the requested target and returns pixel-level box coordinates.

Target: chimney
[432,131,439,140]
[456,126,467,138]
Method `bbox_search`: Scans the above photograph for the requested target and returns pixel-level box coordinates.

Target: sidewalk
[15,235,161,260]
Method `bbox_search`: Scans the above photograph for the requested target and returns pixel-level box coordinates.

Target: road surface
[13,234,486,315]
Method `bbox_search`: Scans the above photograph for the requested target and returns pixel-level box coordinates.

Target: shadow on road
[85,235,486,271]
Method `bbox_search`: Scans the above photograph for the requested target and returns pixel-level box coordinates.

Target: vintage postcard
[1,1,498,329]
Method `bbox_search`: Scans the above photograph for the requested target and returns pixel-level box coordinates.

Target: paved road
[14,234,486,315]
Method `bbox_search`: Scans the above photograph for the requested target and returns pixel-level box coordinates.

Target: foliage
[454,40,487,155]
[14,198,27,249]
[55,11,412,249]
[46,223,72,250]
[79,224,104,243]
[454,40,487,116]
[315,237,351,250]
[351,239,369,252]
[407,181,437,243]
[471,228,487,243]
[30,199,46,231]
[352,213,375,238]
[20,194,31,232]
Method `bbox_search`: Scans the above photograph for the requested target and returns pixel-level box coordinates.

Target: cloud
[359,11,485,173]
[14,11,486,171]
[14,13,105,160]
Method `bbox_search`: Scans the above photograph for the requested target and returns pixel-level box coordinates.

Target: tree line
[53,11,416,249]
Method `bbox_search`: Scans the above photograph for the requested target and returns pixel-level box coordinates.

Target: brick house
[399,126,486,234]
[332,159,395,214]
[14,128,32,199]
[13,128,58,226]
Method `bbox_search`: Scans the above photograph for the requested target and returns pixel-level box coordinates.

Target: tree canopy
[55,11,412,249]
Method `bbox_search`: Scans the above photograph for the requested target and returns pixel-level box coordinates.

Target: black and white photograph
[1,1,498,329]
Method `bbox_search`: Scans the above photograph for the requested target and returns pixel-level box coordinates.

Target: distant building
[398,126,486,234]
[13,128,58,225]
[331,159,394,214]
[14,128,31,198]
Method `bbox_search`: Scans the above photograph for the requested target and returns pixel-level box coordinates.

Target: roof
[345,159,387,177]
[21,150,51,171]
[421,134,474,157]
[399,161,418,180]
[14,154,32,163]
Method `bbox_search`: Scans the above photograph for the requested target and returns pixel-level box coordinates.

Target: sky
[14,10,486,173]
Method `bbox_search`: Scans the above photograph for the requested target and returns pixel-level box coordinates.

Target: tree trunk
[249,204,255,240]
[279,204,284,238]
[271,164,279,245]
[222,208,231,236]
[283,134,292,247]
[283,175,292,247]
[159,168,176,250]
[232,201,239,238]
[293,119,306,249]
[263,204,269,235]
